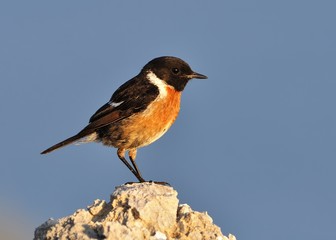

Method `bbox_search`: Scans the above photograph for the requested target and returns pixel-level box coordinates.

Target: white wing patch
[146,71,169,98]
[108,101,124,107]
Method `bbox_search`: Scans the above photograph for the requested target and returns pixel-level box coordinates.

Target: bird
[41,56,207,182]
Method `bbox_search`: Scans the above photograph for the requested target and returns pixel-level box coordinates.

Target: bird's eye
[172,68,180,74]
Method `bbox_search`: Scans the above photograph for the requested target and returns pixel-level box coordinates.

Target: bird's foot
[124,181,139,185]
[124,180,170,186]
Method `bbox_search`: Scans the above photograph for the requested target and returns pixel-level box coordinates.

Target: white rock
[34,182,235,240]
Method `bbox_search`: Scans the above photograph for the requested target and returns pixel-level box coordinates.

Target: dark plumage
[41,56,207,182]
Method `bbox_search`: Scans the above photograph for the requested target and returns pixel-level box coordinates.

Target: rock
[34,182,235,240]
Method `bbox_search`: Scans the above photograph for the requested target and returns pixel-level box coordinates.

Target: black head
[141,56,207,91]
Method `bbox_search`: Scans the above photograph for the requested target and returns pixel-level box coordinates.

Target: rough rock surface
[34,182,236,240]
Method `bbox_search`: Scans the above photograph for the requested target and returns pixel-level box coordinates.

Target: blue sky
[1,1,336,239]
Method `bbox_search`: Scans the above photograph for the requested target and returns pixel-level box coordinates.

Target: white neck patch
[146,71,168,98]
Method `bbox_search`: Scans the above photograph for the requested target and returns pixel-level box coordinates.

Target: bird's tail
[41,131,96,154]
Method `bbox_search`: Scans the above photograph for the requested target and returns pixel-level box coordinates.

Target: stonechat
[41,56,207,182]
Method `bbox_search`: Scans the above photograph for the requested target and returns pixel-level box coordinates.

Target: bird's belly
[101,87,181,149]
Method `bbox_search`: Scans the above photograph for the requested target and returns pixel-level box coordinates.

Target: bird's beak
[189,72,208,79]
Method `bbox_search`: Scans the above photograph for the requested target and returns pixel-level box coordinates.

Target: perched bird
[41,56,207,182]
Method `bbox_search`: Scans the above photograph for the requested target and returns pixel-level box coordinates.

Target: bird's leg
[128,149,144,181]
[117,149,145,182]
[128,149,170,185]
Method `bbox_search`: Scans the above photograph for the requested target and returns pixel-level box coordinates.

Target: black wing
[41,75,159,154]
[88,76,159,126]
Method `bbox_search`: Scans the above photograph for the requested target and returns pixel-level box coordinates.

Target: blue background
[1,1,335,239]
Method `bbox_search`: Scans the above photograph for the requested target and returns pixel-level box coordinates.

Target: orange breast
[118,86,181,149]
